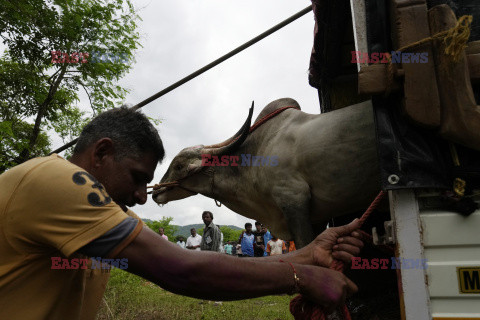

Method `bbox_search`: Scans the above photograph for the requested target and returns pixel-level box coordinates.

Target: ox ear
[187,159,203,175]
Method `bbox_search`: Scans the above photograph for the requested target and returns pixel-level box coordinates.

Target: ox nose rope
[289,190,387,320]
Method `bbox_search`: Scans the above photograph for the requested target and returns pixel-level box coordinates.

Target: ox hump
[253,98,301,124]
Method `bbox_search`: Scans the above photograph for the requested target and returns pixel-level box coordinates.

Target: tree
[144,217,179,243]
[197,225,243,243]
[0,0,141,172]
[219,226,243,243]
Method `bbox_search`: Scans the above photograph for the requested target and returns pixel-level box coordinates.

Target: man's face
[202,213,212,226]
[191,228,196,236]
[159,228,164,235]
[255,224,262,232]
[96,150,158,211]
[246,225,252,233]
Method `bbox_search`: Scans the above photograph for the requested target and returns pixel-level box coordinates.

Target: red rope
[289,190,387,320]
[249,106,300,134]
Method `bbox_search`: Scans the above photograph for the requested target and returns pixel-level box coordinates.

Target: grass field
[96,268,295,320]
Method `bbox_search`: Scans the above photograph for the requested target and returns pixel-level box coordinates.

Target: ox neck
[207,165,243,205]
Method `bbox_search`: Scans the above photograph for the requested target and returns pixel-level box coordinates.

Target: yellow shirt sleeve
[4,155,131,257]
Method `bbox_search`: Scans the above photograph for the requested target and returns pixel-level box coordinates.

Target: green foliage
[197,225,243,243]
[0,0,141,172]
[0,119,51,171]
[220,225,243,243]
[145,217,179,243]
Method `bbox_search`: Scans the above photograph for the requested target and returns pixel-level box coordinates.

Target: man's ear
[92,138,115,168]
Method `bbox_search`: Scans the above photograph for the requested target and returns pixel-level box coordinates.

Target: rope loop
[384,15,472,96]
[289,191,387,320]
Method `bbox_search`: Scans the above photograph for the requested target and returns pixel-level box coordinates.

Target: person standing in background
[176,236,186,249]
[287,240,296,252]
[217,225,224,253]
[200,211,222,252]
[262,225,272,257]
[158,227,168,241]
[253,222,265,257]
[238,223,255,257]
[266,234,287,256]
[186,228,202,251]
[224,242,233,255]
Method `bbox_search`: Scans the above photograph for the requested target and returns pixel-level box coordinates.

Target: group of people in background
[166,212,295,257]
[237,221,295,257]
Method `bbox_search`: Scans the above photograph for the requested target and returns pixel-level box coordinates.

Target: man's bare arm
[115,227,357,311]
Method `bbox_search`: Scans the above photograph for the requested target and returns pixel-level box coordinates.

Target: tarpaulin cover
[373,94,453,190]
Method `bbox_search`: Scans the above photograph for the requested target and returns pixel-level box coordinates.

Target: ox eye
[175,164,183,171]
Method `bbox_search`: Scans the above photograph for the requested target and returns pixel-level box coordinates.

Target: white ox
[153,98,380,248]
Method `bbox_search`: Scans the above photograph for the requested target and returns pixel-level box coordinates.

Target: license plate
[457,267,480,293]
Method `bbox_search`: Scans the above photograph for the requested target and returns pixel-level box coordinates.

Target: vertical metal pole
[389,189,431,320]
[350,0,369,72]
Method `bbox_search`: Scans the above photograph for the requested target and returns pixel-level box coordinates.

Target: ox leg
[271,182,314,249]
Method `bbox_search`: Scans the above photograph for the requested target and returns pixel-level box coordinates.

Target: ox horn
[204,101,254,156]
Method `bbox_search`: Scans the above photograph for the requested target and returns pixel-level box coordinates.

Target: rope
[395,15,472,62]
[384,15,472,96]
[289,190,387,320]
[148,181,179,190]
[249,106,300,134]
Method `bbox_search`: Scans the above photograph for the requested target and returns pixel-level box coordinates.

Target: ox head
[152,103,254,205]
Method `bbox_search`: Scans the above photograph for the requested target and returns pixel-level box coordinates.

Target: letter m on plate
[457,267,480,293]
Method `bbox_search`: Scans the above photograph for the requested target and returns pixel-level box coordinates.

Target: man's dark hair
[245,223,252,228]
[255,221,261,226]
[190,228,196,232]
[73,107,165,162]
[202,211,213,219]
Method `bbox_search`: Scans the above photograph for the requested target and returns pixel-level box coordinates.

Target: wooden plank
[466,40,480,55]
[390,0,441,127]
[428,5,480,151]
[468,53,480,82]
[358,64,402,94]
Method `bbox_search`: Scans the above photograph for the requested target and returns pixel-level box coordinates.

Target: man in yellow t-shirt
[0,107,366,319]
